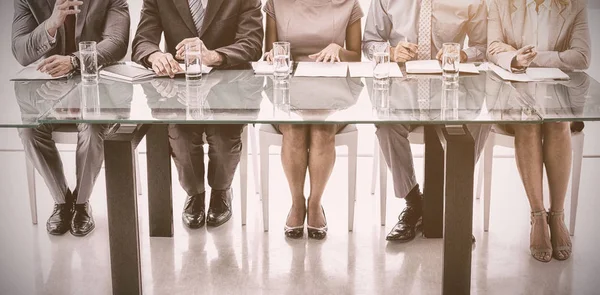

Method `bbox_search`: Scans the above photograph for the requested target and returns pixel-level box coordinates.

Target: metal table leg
[146,125,174,237]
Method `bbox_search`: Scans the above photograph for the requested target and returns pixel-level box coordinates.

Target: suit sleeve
[362,0,392,60]
[131,0,164,67]
[81,0,130,67]
[531,4,591,70]
[486,0,519,71]
[11,0,57,66]
[213,0,264,67]
[464,0,487,62]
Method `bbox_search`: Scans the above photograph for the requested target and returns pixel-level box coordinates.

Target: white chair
[478,128,584,236]
[259,124,358,232]
[26,131,142,225]
[370,126,426,226]
[239,125,260,225]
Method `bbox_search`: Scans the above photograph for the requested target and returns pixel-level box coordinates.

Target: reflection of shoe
[70,202,95,237]
[548,210,572,261]
[284,207,306,239]
[530,211,552,263]
[307,206,328,240]
[206,189,232,227]
[386,205,422,242]
[182,193,205,229]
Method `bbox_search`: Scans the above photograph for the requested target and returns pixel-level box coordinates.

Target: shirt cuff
[44,22,57,45]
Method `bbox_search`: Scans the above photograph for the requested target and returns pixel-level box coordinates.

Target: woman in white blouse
[487,0,591,262]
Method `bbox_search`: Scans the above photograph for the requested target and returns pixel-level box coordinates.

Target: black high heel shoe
[307,206,328,240]
[284,208,305,239]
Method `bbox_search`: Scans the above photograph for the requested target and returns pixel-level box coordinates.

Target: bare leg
[307,124,338,227]
[513,124,551,262]
[279,124,309,227]
[543,122,572,260]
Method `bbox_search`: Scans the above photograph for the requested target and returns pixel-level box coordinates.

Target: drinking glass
[79,41,98,82]
[185,80,208,119]
[371,42,391,83]
[185,40,203,81]
[273,77,291,117]
[440,81,460,120]
[273,42,291,78]
[442,43,461,84]
[372,80,390,116]
[80,80,100,118]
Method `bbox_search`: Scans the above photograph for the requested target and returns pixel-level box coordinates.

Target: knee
[280,124,309,149]
[512,124,542,138]
[206,125,243,153]
[310,124,337,146]
[78,124,108,142]
[18,128,36,144]
[543,122,570,138]
[376,124,410,139]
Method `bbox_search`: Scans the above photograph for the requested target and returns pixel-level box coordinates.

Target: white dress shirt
[522,0,552,51]
[362,0,488,61]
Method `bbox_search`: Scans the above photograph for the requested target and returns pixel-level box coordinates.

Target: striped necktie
[189,0,206,35]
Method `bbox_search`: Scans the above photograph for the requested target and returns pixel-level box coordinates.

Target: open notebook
[100,62,212,82]
[405,60,480,75]
[11,65,71,81]
[489,64,570,82]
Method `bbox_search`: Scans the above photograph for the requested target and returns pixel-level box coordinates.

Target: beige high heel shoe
[548,210,572,261]
[530,211,552,263]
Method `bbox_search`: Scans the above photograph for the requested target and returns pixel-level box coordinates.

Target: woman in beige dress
[488,0,591,262]
[264,0,363,239]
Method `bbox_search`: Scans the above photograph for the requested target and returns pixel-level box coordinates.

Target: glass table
[13,67,598,295]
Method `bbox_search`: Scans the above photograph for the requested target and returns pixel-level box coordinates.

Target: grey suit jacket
[12,0,130,67]
[487,0,591,71]
[131,0,264,69]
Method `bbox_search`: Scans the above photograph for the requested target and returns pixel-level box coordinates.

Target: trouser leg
[205,124,244,191]
[18,125,69,203]
[169,124,206,196]
[375,124,418,199]
[75,124,110,204]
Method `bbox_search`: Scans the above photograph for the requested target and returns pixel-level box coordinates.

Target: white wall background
[0,0,599,157]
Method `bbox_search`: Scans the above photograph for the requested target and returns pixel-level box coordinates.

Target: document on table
[347,62,403,78]
[100,62,213,82]
[294,62,348,77]
[11,65,70,81]
[489,64,569,82]
[405,60,480,74]
[251,61,274,75]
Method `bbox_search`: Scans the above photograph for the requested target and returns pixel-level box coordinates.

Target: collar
[526,0,553,10]
[202,0,208,8]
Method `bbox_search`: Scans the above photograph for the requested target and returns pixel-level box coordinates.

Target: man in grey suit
[363,0,489,243]
[12,0,130,237]
[132,0,263,229]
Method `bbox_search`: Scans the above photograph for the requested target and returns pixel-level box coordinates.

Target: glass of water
[372,80,390,117]
[79,41,98,82]
[273,77,291,117]
[273,42,291,78]
[185,40,203,81]
[371,42,391,83]
[80,80,100,118]
[442,43,461,84]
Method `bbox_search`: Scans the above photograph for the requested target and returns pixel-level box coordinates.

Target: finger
[335,56,341,63]
[317,52,326,63]
[58,1,83,10]
[154,61,166,76]
[37,56,56,70]
[402,43,418,53]
[176,48,185,60]
[160,57,174,77]
[169,59,182,74]
[152,64,163,76]
[324,53,332,63]
[436,50,443,60]
[308,53,320,59]
[396,52,412,62]
[42,61,60,73]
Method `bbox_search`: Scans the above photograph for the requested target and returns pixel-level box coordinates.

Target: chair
[478,128,584,236]
[259,124,358,232]
[26,131,142,225]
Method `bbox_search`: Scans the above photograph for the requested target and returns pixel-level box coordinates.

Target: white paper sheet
[405,60,442,74]
[11,65,70,81]
[458,63,480,74]
[294,62,348,77]
[251,61,274,75]
[489,64,569,82]
[347,62,403,78]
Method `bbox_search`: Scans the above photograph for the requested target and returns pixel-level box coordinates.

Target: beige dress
[264,0,364,61]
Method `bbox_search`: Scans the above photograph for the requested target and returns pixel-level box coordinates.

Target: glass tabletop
[37,68,553,125]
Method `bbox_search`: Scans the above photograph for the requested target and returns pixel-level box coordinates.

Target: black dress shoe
[206,189,232,227]
[386,205,423,242]
[46,203,73,235]
[182,193,206,229]
[70,202,95,237]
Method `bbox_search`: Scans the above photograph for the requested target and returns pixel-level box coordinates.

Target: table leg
[423,125,444,238]
[146,125,174,237]
[105,140,142,295]
[441,125,475,295]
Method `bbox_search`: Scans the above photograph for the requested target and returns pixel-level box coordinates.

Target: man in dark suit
[12,0,130,237]
[132,0,263,229]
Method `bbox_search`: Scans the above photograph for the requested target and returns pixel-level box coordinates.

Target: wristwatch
[70,54,80,71]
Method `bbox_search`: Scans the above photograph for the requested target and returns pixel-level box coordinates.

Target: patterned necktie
[417,0,432,120]
[189,0,206,36]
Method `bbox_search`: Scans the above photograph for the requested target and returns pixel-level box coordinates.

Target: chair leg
[347,136,358,232]
[569,132,584,236]
[259,133,270,232]
[249,125,261,196]
[26,159,38,225]
[379,149,387,226]
[240,128,249,226]
[475,155,484,200]
[483,134,495,232]
[371,139,379,195]
[135,148,142,196]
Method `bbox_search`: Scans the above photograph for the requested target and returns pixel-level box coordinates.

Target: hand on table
[391,42,418,63]
[309,43,342,62]
[148,52,182,78]
[37,55,73,77]
[511,45,537,70]
[175,38,223,67]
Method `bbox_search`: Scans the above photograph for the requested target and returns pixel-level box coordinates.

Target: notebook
[100,62,213,82]
[489,64,570,82]
[405,60,480,75]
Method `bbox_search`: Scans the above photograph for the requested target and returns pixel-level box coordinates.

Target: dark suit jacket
[131,0,264,68]
[11,0,130,67]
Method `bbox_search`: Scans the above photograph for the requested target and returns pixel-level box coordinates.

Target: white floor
[0,146,599,295]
